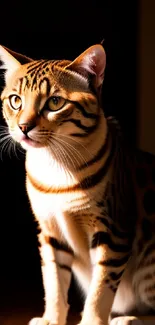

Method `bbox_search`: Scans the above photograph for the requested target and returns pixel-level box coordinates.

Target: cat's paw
[77,315,104,325]
[110,316,143,325]
[28,318,55,325]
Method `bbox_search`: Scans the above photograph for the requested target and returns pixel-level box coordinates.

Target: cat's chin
[20,137,43,150]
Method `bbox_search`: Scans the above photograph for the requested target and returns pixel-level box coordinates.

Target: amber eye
[47,96,66,111]
[9,95,22,110]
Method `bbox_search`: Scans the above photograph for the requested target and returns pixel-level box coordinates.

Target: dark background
[0,0,137,318]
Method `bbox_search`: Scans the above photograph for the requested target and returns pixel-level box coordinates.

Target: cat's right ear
[0,45,33,81]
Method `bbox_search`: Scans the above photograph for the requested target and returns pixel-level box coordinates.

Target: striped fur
[1,44,155,325]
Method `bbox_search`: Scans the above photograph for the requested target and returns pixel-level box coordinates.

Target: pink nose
[18,123,35,135]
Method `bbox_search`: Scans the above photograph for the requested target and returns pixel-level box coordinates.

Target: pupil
[53,97,59,105]
[15,97,19,105]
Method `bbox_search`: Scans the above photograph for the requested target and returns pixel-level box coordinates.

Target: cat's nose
[18,122,35,135]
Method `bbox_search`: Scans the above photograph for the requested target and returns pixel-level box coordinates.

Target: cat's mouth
[20,134,43,150]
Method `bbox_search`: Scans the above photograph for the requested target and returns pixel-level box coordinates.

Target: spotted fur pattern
[0,44,155,325]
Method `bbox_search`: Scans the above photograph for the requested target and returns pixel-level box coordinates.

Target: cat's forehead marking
[11,58,89,96]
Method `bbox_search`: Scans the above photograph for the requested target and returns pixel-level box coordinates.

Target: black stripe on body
[42,259,72,272]
[78,134,115,189]
[27,126,115,193]
[147,296,155,302]
[145,283,155,292]
[58,264,72,272]
[144,271,155,281]
[109,285,117,293]
[96,216,130,239]
[77,129,109,171]
[91,231,129,252]
[109,270,124,281]
[143,242,155,260]
[110,312,121,320]
[99,254,129,267]
[49,237,73,254]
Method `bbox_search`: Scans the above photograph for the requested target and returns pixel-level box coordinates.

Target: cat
[1,44,155,325]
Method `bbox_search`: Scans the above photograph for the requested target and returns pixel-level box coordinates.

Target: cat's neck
[25,112,108,187]
[26,147,77,188]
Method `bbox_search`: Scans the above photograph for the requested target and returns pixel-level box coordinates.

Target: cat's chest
[26,149,78,188]
[25,149,102,254]
[26,175,93,256]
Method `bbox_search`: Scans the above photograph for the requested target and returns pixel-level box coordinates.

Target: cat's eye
[47,96,66,111]
[9,95,22,110]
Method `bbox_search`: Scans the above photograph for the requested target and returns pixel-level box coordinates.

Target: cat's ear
[66,44,106,89]
[0,45,33,81]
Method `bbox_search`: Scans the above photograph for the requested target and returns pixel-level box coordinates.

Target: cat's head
[0,44,106,151]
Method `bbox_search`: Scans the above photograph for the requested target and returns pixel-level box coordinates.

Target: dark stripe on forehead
[27,60,57,90]
[40,60,55,71]
[18,78,23,94]
[23,76,31,90]
[38,77,51,96]
[12,78,23,94]
[27,60,45,73]
[27,60,51,80]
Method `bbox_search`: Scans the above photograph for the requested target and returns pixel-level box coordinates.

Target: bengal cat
[0,44,155,325]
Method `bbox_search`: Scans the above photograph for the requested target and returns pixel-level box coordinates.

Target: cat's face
[0,45,106,151]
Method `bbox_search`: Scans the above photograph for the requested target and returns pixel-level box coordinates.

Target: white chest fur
[25,148,93,258]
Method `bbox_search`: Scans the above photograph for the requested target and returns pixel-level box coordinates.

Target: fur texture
[1,44,155,325]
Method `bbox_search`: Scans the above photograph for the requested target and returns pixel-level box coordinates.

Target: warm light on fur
[1,44,155,325]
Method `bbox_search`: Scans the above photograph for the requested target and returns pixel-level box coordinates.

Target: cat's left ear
[0,45,33,81]
[66,44,106,89]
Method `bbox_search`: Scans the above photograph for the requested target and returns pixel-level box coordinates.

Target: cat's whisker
[46,138,75,184]
[55,132,93,158]
[48,138,66,168]
[48,137,90,189]
[50,135,85,169]
[7,139,15,159]
[0,134,11,143]
[51,134,88,169]
[2,43,154,325]
[37,130,92,166]
[0,125,9,131]
[12,141,23,160]
[0,136,12,160]
[48,138,76,177]
[0,131,24,160]
[56,141,77,173]
[32,130,85,169]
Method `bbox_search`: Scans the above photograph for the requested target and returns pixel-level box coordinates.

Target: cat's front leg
[29,231,74,325]
[79,230,130,325]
